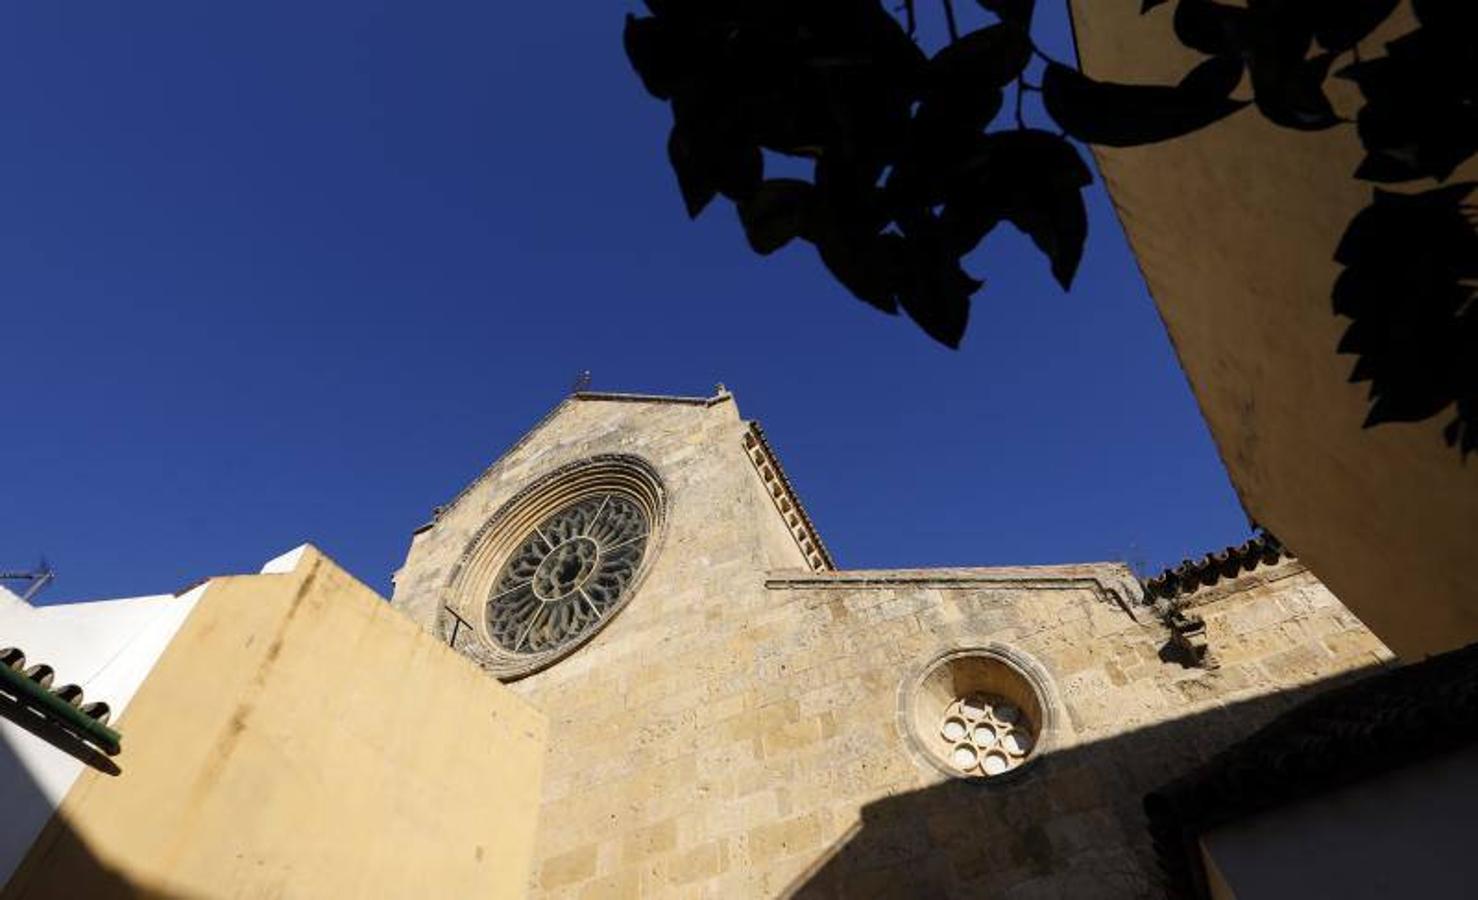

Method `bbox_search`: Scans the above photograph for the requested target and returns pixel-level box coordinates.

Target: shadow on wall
[0,699,188,899]
[783,665,1382,898]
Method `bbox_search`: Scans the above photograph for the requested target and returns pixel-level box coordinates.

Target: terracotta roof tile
[1142,532,1290,603]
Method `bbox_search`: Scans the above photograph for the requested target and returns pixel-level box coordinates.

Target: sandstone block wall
[521,563,1386,898]
[391,394,1391,898]
[390,392,810,639]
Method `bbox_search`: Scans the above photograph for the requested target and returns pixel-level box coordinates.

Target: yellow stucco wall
[1068,1,1478,658]
[3,546,546,899]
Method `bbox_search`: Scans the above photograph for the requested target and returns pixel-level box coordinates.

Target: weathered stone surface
[392,392,1392,897]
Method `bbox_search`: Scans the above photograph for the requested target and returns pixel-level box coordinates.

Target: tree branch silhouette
[624,0,1477,456]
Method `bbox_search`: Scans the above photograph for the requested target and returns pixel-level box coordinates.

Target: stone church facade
[390,388,1392,898]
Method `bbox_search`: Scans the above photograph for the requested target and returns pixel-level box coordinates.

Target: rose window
[485,494,649,654]
[939,692,1036,777]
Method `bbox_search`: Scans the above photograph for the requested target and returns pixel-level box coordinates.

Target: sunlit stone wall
[392,393,1391,897]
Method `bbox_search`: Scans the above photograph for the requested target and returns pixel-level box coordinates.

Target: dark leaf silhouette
[1332,184,1478,453]
[1342,10,1478,183]
[929,24,1033,91]
[1311,0,1399,53]
[807,202,904,316]
[976,0,1035,28]
[624,0,1478,454]
[623,14,682,100]
[941,131,1092,289]
[1043,58,1248,147]
[1173,0,1248,58]
[1171,0,1349,131]
[738,179,812,255]
[895,226,980,347]
[667,126,717,218]
[1181,54,1247,98]
[917,24,1029,135]
[1412,0,1478,34]
[1250,50,1340,131]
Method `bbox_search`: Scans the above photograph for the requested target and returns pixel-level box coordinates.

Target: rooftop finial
[572,370,592,394]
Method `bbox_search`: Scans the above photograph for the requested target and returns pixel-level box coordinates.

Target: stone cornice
[413,389,733,535]
[572,389,732,407]
[743,422,835,572]
[1142,532,1293,605]
[765,564,1144,620]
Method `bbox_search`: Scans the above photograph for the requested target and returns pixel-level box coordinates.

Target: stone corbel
[1167,610,1218,670]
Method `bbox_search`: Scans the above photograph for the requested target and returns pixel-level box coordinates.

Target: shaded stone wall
[391,396,1391,898]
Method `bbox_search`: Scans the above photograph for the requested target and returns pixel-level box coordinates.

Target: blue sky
[0,2,1249,603]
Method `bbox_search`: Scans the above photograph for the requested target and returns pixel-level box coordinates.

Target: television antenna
[1,560,54,603]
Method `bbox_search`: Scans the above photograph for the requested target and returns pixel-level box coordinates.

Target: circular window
[938,693,1034,777]
[899,646,1056,781]
[485,494,649,654]
[440,455,665,679]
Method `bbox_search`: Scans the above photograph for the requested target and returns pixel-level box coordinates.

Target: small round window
[938,692,1035,777]
[900,647,1054,781]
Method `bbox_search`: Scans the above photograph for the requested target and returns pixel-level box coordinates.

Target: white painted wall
[0,585,28,616]
[0,583,206,887]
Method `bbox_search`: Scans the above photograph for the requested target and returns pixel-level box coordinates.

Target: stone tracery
[940,693,1036,777]
[485,495,649,654]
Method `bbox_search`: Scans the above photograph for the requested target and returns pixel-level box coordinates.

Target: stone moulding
[570,389,732,407]
[438,453,668,680]
[764,569,1144,622]
[742,422,835,573]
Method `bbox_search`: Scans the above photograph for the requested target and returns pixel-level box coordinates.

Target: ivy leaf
[738,179,812,255]
[1043,58,1249,147]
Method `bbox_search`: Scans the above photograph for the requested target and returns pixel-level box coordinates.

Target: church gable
[387,387,1393,898]
[389,387,817,675]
